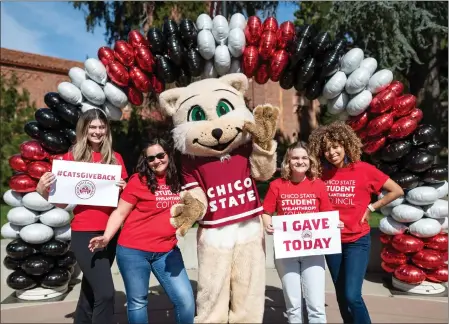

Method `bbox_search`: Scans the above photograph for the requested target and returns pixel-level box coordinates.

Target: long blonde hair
[71,109,117,164]
[280,141,319,180]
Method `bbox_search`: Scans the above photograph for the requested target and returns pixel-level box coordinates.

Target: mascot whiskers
[159,73,279,323]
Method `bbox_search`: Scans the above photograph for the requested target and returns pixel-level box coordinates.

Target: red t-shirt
[181,143,263,228]
[321,161,389,243]
[64,151,128,231]
[263,177,333,215]
[118,174,180,252]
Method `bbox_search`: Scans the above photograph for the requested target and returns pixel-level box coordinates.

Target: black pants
[70,230,119,324]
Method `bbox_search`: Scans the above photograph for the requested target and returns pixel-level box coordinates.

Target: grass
[1,204,11,229]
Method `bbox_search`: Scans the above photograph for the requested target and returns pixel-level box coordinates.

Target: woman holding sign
[36,109,128,324]
[262,141,335,323]
[87,136,195,324]
[308,121,403,324]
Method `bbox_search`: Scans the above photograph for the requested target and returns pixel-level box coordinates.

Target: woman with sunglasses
[88,136,195,324]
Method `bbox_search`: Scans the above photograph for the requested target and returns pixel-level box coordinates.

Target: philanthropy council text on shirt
[49,160,122,207]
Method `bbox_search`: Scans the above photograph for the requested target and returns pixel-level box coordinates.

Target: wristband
[367,204,375,212]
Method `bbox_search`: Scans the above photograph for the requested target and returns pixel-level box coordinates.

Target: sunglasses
[146,152,166,162]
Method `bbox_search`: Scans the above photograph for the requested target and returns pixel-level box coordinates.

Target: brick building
[0,47,321,142]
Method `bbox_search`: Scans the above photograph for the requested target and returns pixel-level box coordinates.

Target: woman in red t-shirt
[309,122,404,324]
[36,109,128,324]
[88,137,195,324]
[262,141,340,324]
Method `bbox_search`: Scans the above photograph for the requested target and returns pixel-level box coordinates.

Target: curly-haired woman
[88,137,195,324]
[308,121,403,324]
[262,141,341,323]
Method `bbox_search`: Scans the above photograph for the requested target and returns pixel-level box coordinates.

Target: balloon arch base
[14,283,69,301]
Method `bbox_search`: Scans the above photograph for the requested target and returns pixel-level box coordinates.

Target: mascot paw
[243,104,280,151]
[169,192,204,236]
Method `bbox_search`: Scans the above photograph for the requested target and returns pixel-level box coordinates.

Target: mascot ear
[159,88,183,116]
[219,73,248,95]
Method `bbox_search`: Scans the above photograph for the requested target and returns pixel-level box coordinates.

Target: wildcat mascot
[159,73,279,323]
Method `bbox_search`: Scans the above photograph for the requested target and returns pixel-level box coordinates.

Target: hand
[170,191,205,237]
[338,221,344,229]
[36,172,56,196]
[264,223,274,235]
[243,104,279,151]
[88,236,110,252]
[116,178,126,191]
[361,209,371,225]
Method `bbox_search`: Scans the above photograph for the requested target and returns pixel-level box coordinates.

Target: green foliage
[294,1,332,29]
[0,75,36,196]
[227,1,278,18]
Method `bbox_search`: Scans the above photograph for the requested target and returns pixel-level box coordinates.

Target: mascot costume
[159,73,279,323]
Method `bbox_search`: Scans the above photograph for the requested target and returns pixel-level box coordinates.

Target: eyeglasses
[146,152,166,162]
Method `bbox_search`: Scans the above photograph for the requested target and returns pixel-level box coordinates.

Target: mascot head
[158,73,254,157]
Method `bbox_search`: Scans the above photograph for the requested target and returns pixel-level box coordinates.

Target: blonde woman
[262,141,338,324]
[36,109,128,324]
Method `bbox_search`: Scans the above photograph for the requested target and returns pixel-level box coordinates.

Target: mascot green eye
[188,105,206,121]
[216,99,233,117]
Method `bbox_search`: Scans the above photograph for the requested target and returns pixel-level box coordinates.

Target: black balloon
[413,124,437,145]
[312,31,332,56]
[56,251,77,268]
[380,140,412,162]
[289,37,310,67]
[3,256,23,270]
[6,239,39,259]
[377,162,400,175]
[44,92,62,110]
[24,121,42,140]
[333,38,347,54]
[41,268,71,288]
[422,165,448,183]
[295,58,316,91]
[7,270,37,290]
[305,75,325,100]
[64,128,77,144]
[40,130,70,154]
[21,254,55,276]
[319,48,340,77]
[41,240,70,257]
[422,141,443,155]
[405,150,435,173]
[179,19,198,49]
[391,172,420,190]
[176,66,191,87]
[297,24,316,40]
[185,48,204,77]
[279,69,295,90]
[167,36,185,66]
[35,108,62,130]
[162,19,179,38]
[155,55,177,84]
[147,27,166,54]
[54,101,80,125]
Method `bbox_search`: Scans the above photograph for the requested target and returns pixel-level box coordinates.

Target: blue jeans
[116,245,195,324]
[325,234,371,324]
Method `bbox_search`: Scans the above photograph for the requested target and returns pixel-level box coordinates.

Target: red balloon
[357,129,369,142]
[106,61,129,87]
[27,161,51,179]
[262,17,278,33]
[392,94,416,118]
[255,63,270,85]
[242,46,260,78]
[380,246,407,265]
[380,233,393,245]
[126,86,144,106]
[388,117,418,139]
[150,74,165,94]
[9,174,38,193]
[442,251,448,262]
[244,16,262,45]
[48,154,65,164]
[366,112,394,137]
[97,46,116,66]
[129,66,152,93]
[381,262,400,273]
[134,47,155,73]
[370,89,396,114]
[276,21,295,49]
[269,50,289,82]
[128,30,150,49]
[409,108,423,123]
[347,112,369,132]
[20,140,48,161]
[363,136,386,155]
[394,264,426,284]
[259,31,277,60]
[426,265,448,283]
[412,249,444,269]
[114,41,135,67]
[9,154,28,172]
[422,234,448,252]
[391,234,424,253]
[386,81,404,97]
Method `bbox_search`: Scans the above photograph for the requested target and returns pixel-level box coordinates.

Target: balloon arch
[2,13,448,299]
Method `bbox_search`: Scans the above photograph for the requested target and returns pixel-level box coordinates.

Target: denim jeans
[325,234,371,324]
[116,244,195,324]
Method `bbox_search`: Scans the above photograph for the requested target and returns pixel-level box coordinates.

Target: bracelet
[367,204,375,212]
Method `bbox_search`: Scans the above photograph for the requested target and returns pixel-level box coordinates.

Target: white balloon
[196,13,213,31]
[380,206,393,216]
[408,218,442,238]
[227,28,246,58]
[84,58,107,85]
[229,58,242,73]
[327,91,349,115]
[103,82,128,109]
[202,60,218,79]
[7,207,40,226]
[64,204,77,212]
[197,29,216,60]
[379,216,408,235]
[20,223,54,244]
[359,57,378,76]
[378,190,404,208]
[438,217,448,232]
[391,204,424,223]
[340,48,364,75]
[3,190,23,207]
[81,79,106,106]
[103,100,123,121]
[427,181,448,199]
[346,90,372,116]
[1,222,22,239]
[22,192,54,212]
[229,13,247,30]
[367,69,393,94]
[406,186,439,206]
[345,67,371,94]
[81,100,100,113]
[214,45,231,76]
[69,67,87,88]
[39,208,72,228]
[58,82,83,105]
[212,15,229,45]
[54,224,71,241]
[422,199,448,219]
[322,71,347,99]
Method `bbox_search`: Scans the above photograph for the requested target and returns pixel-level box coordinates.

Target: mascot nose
[211,128,223,140]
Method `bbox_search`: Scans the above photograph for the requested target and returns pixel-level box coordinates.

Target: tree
[0,74,36,194]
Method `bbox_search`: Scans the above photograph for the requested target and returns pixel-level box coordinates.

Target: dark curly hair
[308,121,363,175]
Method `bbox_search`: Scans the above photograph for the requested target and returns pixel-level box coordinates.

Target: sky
[1,1,297,62]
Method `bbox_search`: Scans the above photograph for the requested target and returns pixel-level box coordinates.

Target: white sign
[272,211,342,259]
[48,160,122,207]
